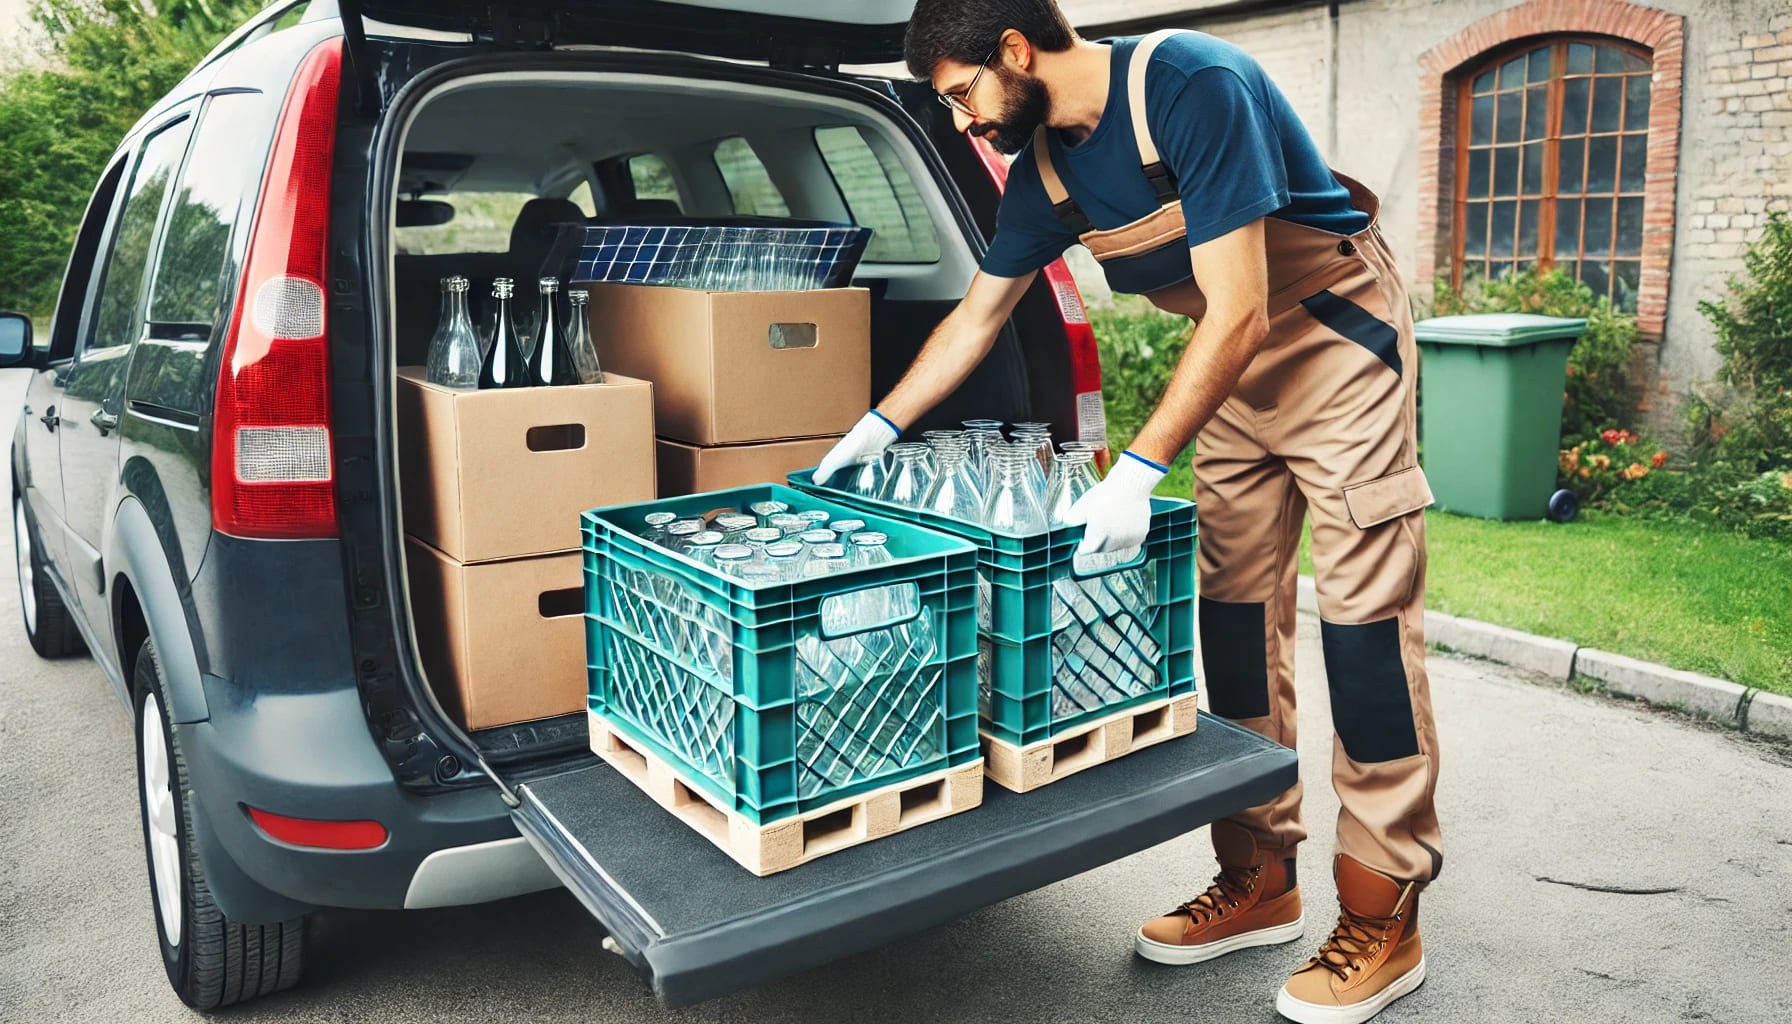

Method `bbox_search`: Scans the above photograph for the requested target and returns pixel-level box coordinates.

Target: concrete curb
[1293,574,1787,741]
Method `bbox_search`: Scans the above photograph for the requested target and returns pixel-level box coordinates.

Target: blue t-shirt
[982,32,1370,294]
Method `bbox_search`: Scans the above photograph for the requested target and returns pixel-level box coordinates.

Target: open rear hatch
[346,0,914,65]
[510,717,1294,1006]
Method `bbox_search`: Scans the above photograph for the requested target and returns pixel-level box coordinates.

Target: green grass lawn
[1147,468,1792,697]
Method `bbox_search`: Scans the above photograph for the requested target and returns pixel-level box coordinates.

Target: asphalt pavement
[2,369,1789,1023]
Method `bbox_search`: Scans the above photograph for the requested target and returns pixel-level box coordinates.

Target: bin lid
[1413,313,1588,348]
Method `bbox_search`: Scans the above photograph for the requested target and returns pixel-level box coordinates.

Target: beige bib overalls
[1037,30,1443,883]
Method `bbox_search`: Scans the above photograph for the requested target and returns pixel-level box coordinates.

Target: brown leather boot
[1134,821,1304,965]
[1276,854,1426,1024]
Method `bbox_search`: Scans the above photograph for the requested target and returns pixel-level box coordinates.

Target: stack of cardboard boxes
[587,283,870,494]
[397,367,656,730]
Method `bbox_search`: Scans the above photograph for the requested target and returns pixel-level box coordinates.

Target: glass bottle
[749,500,790,527]
[565,287,604,384]
[425,276,482,389]
[798,528,838,550]
[641,511,678,545]
[663,519,703,552]
[1044,450,1097,526]
[831,518,867,542]
[797,509,832,529]
[801,543,849,578]
[848,453,887,499]
[712,544,755,577]
[769,512,807,537]
[714,513,759,540]
[527,277,578,387]
[742,526,783,551]
[476,278,528,390]
[879,443,933,508]
[763,540,806,581]
[685,530,725,566]
[982,446,1049,534]
[923,440,984,523]
[847,530,892,570]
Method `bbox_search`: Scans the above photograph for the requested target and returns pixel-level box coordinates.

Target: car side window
[45,158,130,362]
[627,154,681,208]
[148,92,276,339]
[713,137,790,217]
[86,116,194,354]
[814,126,942,264]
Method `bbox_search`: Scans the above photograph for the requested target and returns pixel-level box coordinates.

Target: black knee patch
[1200,598,1269,720]
[1319,617,1421,763]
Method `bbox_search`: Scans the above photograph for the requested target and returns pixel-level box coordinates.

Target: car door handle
[90,408,119,435]
[39,407,59,431]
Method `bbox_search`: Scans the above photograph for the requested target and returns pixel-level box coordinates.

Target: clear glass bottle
[847,530,892,570]
[714,513,758,540]
[848,453,887,498]
[527,277,578,387]
[1044,450,1097,526]
[663,519,704,552]
[742,526,783,551]
[477,278,529,389]
[920,430,962,475]
[768,513,807,537]
[982,446,1049,533]
[425,276,483,389]
[712,543,755,577]
[565,287,604,384]
[797,509,832,529]
[801,543,848,578]
[685,530,725,566]
[798,528,838,549]
[642,510,678,545]
[923,440,985,523]
[830,518,867,542]
[879,443,933,508]
[748,500,789,527]
[763,540,806,581]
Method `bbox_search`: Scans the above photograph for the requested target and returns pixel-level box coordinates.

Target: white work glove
[814,410,901,487]
[1061,450,1166,558]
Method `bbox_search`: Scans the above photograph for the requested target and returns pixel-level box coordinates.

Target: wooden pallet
[981,693,1200,793]
[588,712,985,876]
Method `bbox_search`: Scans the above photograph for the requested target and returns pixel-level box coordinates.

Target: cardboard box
[397,367,655,563]
[656,435,842,497]
[586,284,870,445]
[406,537,586,731]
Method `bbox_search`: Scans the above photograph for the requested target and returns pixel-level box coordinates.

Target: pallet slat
[981,694,1199,793]
[590,711,984,876]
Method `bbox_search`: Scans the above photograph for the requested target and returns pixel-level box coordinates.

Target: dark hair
[904,0,1077,81]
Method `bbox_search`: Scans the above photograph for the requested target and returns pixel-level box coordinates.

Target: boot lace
[1305,886,1412,980]
[1171,864,1259,924]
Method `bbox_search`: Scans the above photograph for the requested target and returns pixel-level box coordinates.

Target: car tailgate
[509,714,1294,1006]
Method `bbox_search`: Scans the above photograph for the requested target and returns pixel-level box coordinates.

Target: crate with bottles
[789,420,1198,791]
[581,484,983,874]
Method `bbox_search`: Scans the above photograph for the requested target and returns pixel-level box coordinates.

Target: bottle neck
[449,288,472,327]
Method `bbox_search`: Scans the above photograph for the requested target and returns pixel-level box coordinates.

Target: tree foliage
[0,0,263,319]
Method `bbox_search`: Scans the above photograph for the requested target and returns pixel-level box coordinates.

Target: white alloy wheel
[14,497,35,634]
[141,692,183,947]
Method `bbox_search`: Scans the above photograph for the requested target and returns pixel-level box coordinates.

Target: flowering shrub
[1559,429,1667,504]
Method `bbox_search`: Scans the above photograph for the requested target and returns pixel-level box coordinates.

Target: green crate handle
[1068,545,1150,579]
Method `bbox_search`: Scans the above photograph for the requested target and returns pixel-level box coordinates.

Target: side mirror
[0,312,36,369]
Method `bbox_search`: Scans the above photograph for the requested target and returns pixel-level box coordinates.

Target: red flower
[1601,429,1621,444]
[1652,451,1667,468]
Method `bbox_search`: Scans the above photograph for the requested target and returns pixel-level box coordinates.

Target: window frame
[79,107,197,360]
[1450,35,1654,305]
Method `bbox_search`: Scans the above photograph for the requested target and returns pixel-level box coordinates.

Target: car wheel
[12,492,85,658]
[135,636,305,1008]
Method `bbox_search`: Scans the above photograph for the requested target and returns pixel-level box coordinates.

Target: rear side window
[713,137,789,217]
[89,116,194,351]
[149,93,273,332]
[814,126,941,264]
[628,153,681,208]
[395,191,536,255]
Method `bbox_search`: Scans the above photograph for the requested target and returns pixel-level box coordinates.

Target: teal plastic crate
[788,469,1197,747]
[583,484,979,825]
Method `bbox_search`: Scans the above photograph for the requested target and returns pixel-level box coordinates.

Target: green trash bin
[1414,313,1587,520]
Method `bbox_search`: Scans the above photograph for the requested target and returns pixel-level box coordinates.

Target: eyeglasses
[936,39,1003,117]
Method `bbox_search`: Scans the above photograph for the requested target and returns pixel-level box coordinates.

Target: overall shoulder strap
[1031,126,1093,233]
[1128,29,1184,205]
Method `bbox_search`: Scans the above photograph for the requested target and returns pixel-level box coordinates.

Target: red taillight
[211,39,343,539]
[968,133,1109,467]
[246,806,387,850]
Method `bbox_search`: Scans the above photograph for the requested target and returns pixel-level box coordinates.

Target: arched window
[1455,38,1652,311]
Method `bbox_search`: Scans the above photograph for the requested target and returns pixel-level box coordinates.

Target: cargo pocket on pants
[1341,466,1434,529]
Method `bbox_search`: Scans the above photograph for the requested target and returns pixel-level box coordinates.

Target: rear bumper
[177,683,553,916]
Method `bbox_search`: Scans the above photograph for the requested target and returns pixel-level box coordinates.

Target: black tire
[12,492,86,658]
[134,637,305,1009]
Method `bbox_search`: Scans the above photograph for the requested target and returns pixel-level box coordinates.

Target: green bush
[1687,210,1792,475]
[0,0,264,320]
[1432,268,1639,445]
[1089,296,1190,450]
